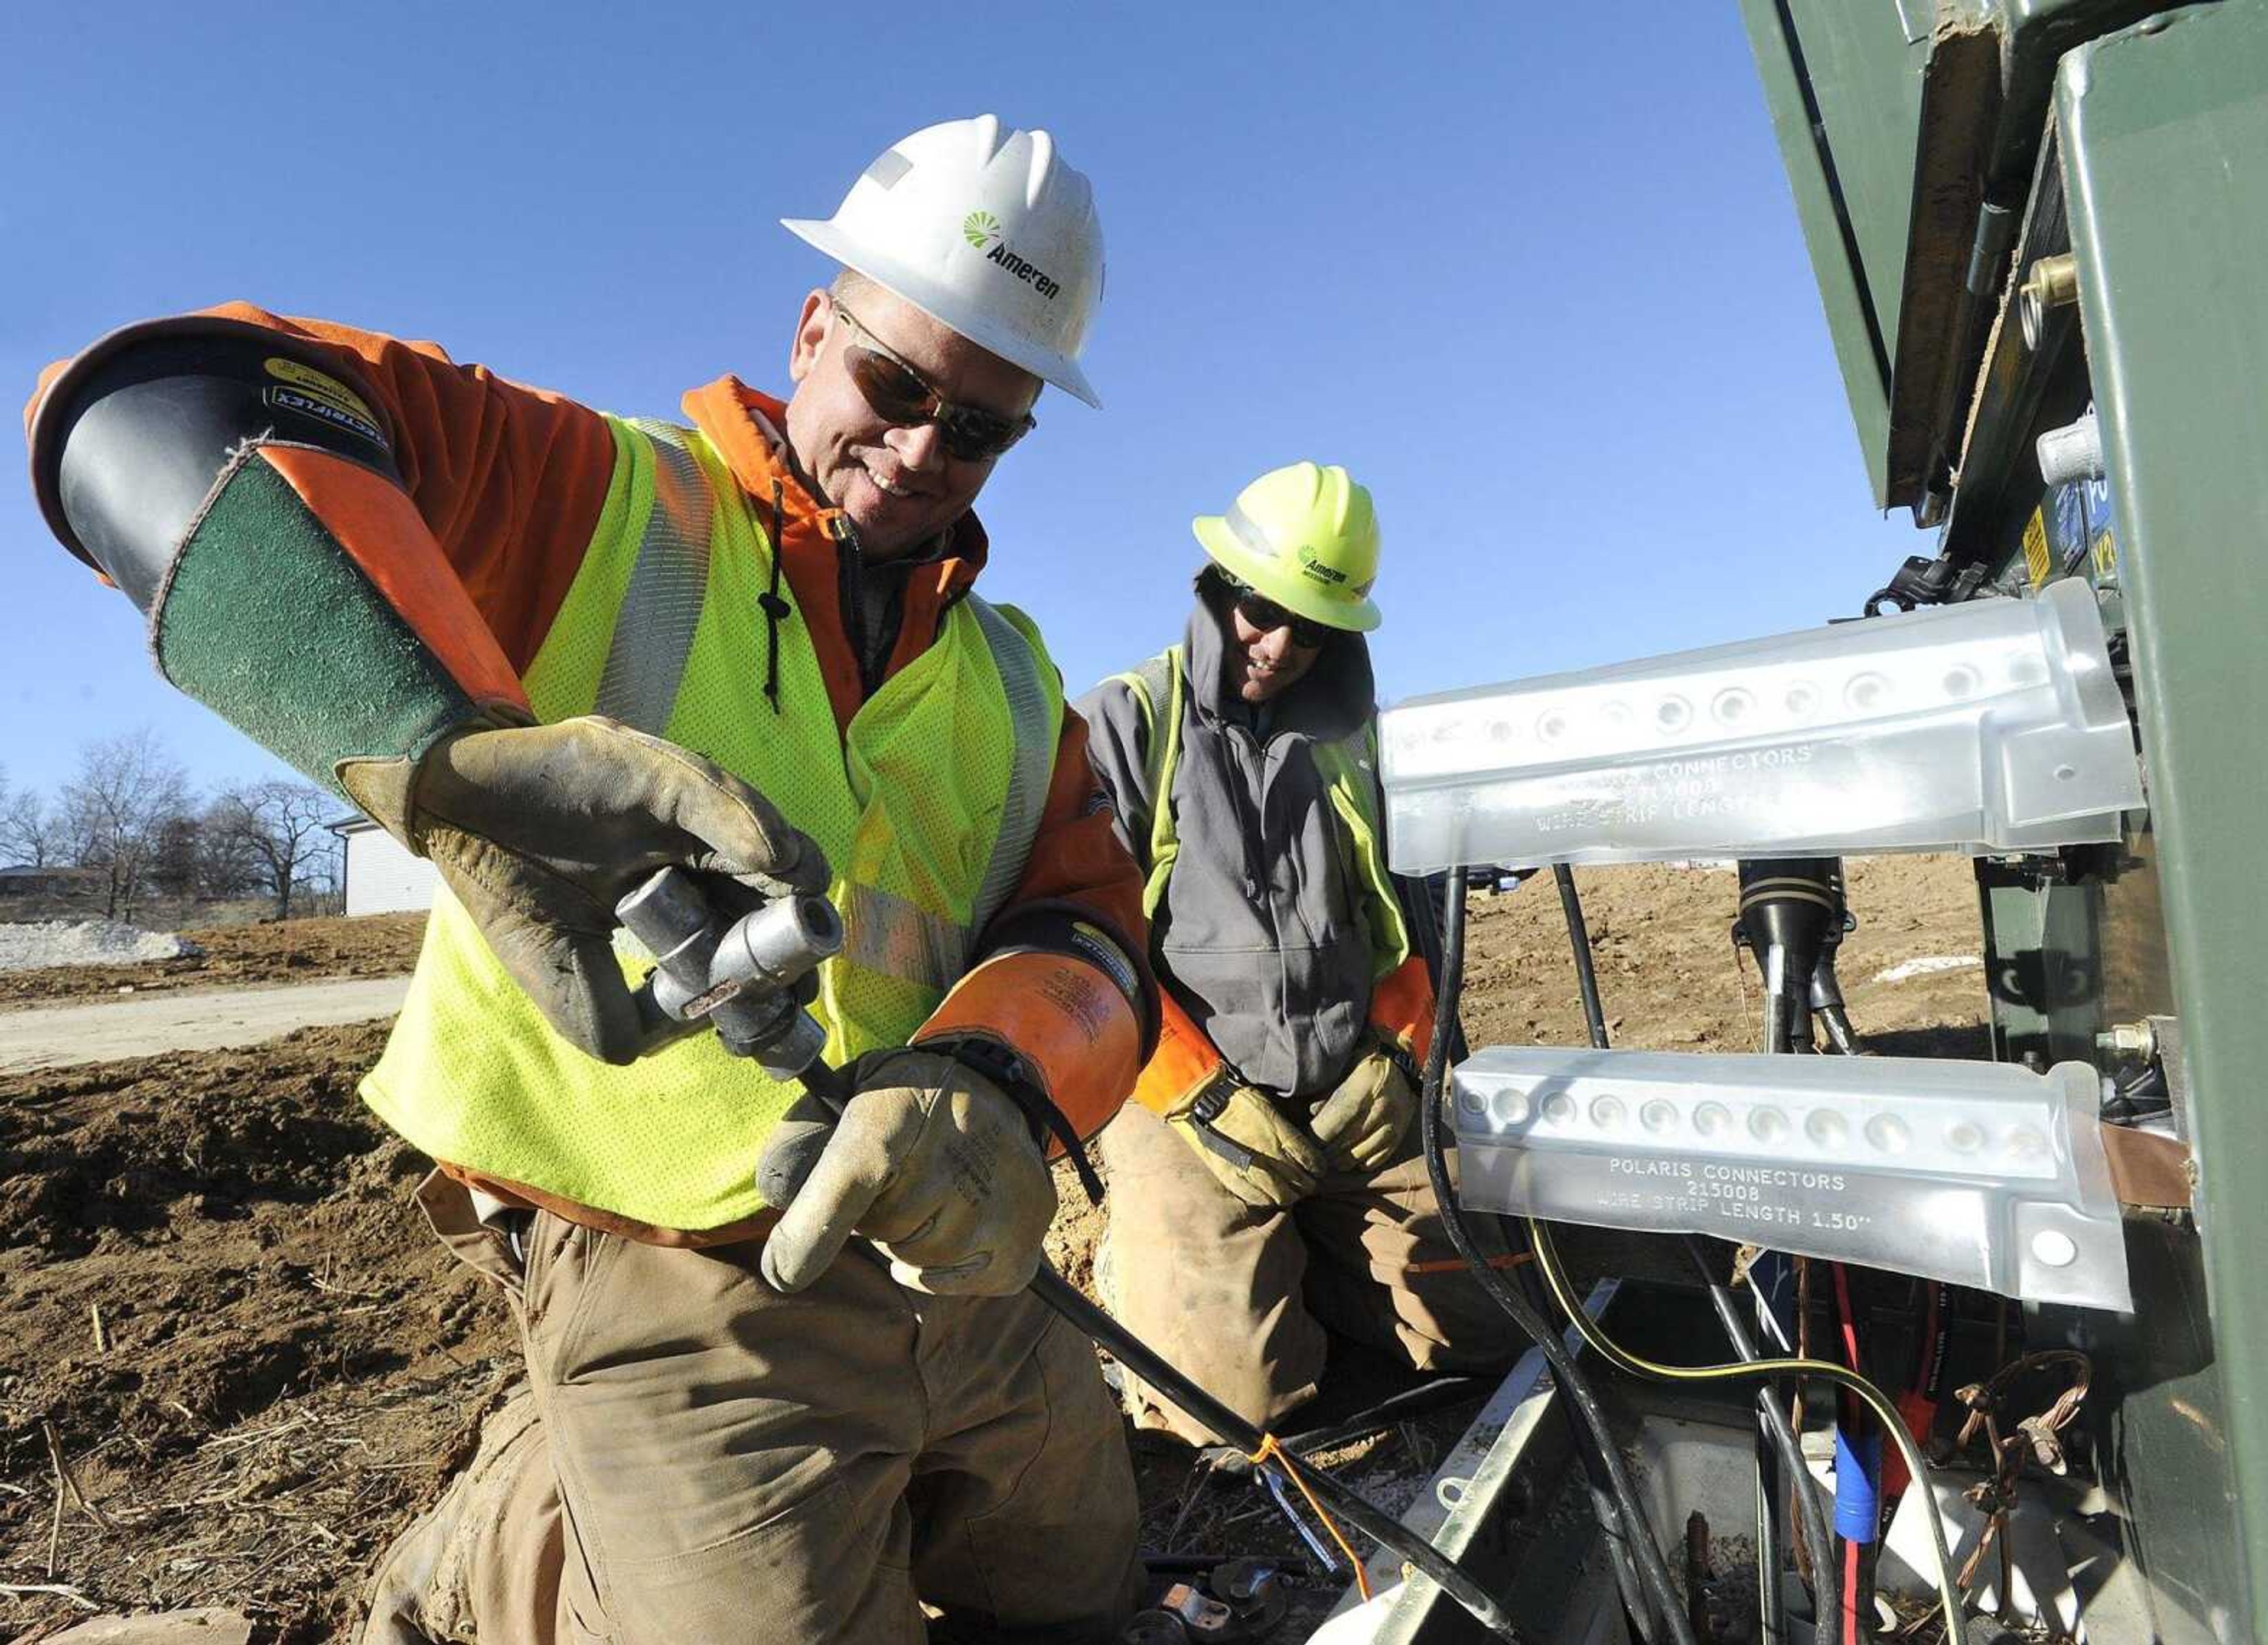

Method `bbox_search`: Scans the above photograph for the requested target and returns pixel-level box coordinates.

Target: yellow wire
[1525,1218,1966,1643]
[1246,1433,1373,1600]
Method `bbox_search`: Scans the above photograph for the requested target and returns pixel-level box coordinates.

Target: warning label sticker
[2022,508,2051,589]
[263,357,387,450]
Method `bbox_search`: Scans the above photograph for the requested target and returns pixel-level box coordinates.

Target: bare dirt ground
[0,858,1988,1642]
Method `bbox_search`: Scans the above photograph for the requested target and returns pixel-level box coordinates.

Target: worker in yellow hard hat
[1076,461,1518,1443]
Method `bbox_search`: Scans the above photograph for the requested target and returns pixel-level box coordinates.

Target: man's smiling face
[783,278,1040,560]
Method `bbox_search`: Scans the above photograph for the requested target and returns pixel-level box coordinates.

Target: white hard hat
[783,115,1105,407]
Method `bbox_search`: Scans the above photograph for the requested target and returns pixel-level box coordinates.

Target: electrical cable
[1553,864,1611,1050]
[1031,1268,1522,1638]
[1549,863,1718,1639]
[1526,1218,1966,1643]
[791,1057,1526,1643]
[1560,864,1831,1640]
[1686,1238,1838,1645]
[1435,863,1964,1640]
[1420,866,1700,1645]
[1501,871,1657,1638]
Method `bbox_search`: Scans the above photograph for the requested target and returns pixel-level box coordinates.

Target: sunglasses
[831,301,1037,464]
[1223,579,1334,648]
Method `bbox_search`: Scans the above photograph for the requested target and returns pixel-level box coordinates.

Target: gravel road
[0,977,411,1073]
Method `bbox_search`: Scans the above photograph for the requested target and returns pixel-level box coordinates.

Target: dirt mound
[0,1022,514,1644]
[0,922,203,975]
[1,1026,397,1259]
[0,859,1987,1643]
[1455,854,1989,1060]
[0,916,428,1007]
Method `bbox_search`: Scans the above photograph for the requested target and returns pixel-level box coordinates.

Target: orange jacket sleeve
[997,712,1151,983]
[1367,952,1439,1061]
[159,303,618,675]
[1129,985,1227,1117]
[1131,955,1433,1119]
[922,712,1157,1145]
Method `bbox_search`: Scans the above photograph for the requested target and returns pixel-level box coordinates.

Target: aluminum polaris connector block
[1451,1047,2133,1312]
[1379,579,2145,870]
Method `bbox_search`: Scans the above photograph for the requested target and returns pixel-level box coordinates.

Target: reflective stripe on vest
[361,416,1064,1230]
[1110,644,1409,978]
[594,420,712,733]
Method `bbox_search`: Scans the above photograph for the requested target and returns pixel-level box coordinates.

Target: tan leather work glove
[758,1049,1055,1297]
[1168,1071,1330,1209]
[1308,1045,1420,1174]
[339,715,827,1066]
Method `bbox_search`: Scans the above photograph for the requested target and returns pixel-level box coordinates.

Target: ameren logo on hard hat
[1295,546,1377,598]
[962,210,1063,301]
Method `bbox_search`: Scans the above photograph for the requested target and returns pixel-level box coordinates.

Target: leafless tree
[207,779,339,920]
[60,729,191,919]
[0,768,64,868]
[194,802,262,900]
[146,812,207,898]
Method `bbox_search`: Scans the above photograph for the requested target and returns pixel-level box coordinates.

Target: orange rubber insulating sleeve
[1128,988,1226,1118]
[1367,954,1437,1059]
[260,443,529,714]
[914,949,1144,1148]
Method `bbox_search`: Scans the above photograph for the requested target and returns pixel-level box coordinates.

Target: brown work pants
[374,1171,1142,1645]
[1095,1103,1522,1446]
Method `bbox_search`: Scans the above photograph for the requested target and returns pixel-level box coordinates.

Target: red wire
[1834,1263,1865,1644]
[1832,1262,1862,1370]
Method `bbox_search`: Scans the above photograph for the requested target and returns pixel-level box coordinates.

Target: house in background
[0,864,105,901]
[328,817,438,916]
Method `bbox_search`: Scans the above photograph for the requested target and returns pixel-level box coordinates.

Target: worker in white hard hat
[27,117,1153,1643]
[1076,463,1518,1445]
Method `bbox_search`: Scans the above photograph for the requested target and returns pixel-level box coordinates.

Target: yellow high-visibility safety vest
[1109,645,1408,980]
[363,418,1062,1230]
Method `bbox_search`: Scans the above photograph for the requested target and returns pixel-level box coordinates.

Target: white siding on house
[341,824,438,916]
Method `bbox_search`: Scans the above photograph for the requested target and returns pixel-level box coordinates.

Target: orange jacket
[1132,952,1437,1115]
[33,303,1153,1239]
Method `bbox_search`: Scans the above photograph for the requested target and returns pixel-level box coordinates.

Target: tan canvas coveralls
[1075,592,1520,1444]
[373,1176,1140,1645]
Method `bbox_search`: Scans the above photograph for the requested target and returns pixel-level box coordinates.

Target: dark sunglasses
[832,301,1037,464]
[1224,580,1333,648]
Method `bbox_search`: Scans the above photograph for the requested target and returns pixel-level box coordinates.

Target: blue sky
[0,3,1924,801]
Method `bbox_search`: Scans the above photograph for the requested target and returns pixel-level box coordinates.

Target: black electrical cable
[1686,1238,1839,1645]
[1032,1269,1523,1638]
[1553,864,1611,1050]
[1538,863,1668,1639]
[1420,867,1700,1645]
[1558,867,1836,1639]
[1200,1375,1490,1474]
[1816,1001,1863,1057]
[793,1058,1526,1642]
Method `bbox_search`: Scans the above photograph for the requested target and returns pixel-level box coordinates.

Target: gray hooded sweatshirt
[1075,591,1380,1101]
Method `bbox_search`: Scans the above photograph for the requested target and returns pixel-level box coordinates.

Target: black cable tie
[941,1036,1106,1206]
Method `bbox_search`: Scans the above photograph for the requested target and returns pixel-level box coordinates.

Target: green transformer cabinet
[1740,2,2268,1639]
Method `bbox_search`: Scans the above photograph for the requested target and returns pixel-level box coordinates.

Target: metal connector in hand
[616,866,843,1078]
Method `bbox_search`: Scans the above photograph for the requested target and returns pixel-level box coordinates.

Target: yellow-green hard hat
[1192,461,1381,633]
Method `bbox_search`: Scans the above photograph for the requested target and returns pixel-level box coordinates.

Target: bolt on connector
[2096,1019,2157,1063]
[2021,253,2080,351]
